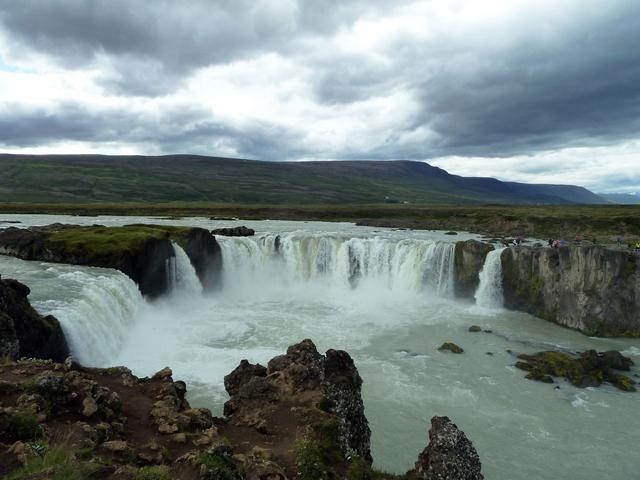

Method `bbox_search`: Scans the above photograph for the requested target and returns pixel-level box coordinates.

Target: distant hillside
[600,193,640,204]
[0,154,606,205]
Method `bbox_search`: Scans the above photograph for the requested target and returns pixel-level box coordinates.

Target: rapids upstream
[0,215,639,479]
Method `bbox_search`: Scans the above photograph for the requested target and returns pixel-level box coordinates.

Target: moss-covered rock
[438,342,464,354]
[0,224,221,297]
[515,349,636,392]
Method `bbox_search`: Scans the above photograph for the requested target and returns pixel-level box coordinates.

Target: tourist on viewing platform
[548,238,554,247]
[574,234,582,244]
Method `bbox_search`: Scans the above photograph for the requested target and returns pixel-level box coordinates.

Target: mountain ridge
[0,153,606,205]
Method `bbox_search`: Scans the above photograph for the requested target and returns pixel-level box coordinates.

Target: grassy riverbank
[1,202,639,243]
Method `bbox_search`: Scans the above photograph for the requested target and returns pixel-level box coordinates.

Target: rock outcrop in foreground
[415,416,483,480]
[0,224,221,297]
[0,277,68,362]
[0,340,483,480]
[501,245,640,336]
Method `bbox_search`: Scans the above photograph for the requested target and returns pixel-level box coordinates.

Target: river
[1,214,638,479]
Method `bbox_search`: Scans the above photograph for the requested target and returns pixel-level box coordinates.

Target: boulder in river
[515,349,636,391]
[438,342,464,354]
[212,226,255,237]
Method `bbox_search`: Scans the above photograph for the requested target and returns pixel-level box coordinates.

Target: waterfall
[216,233,457,297]
[166,242,203,296]
[42,270,145,366]
[474,247,506,309]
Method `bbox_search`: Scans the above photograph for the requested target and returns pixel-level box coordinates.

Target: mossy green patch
[197,450,237,478]
[44,224,194,259]
[295,437,333,480]
[1,410,42,441]
[516,350,636,392]
[5,445,101,480]
[131,466,173,480]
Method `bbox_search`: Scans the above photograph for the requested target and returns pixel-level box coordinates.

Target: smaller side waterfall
[474,247,506,309]
[166,242,203,296]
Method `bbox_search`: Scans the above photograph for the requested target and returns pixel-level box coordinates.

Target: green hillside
[0,154,606,205]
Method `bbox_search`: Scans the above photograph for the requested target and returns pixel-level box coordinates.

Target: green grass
[130,466,173,480]
[44,224,194,258]
[1,410,42,441]
[5,445,101,480]
[0,154,605,205]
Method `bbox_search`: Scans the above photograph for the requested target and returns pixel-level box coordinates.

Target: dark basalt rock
[501,245,640,336]
[1,337,484,480]
[415,416,483,480]
[438,342,464,354]
[224,338,372,463]
[223,359,267,397]
[212,226,255,237]
[515,350,636,392]
[454,240,495,299]
[178,227,222,290]
[0,277,69,361]
[468,325,482,332]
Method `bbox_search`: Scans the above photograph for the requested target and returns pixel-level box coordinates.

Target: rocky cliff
[501,245,640,336]
[0,339,484,480]
[454,240,495,299]
[0,277,69,362]
[0,224,222,297]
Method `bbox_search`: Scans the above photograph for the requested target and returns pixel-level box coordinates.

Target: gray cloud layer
[0,0,639,191]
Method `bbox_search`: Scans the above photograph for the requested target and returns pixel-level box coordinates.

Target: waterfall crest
[217,234,456,296]
[166,242,203,296]
[474,247,506,309]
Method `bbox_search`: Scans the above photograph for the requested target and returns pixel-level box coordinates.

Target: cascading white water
[166,242,203,296]
[216,233,456,297]
[3,217,640,480]
[474,247,506,309]
[41,269,145,366]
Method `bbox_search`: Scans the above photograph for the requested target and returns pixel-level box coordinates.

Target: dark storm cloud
[0,101,306,159]
[413,8,640,157]
[1,0,640,173]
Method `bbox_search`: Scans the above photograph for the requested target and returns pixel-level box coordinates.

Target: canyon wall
[500,245,640,336]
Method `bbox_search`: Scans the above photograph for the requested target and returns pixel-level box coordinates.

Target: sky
[0,0,639,193]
